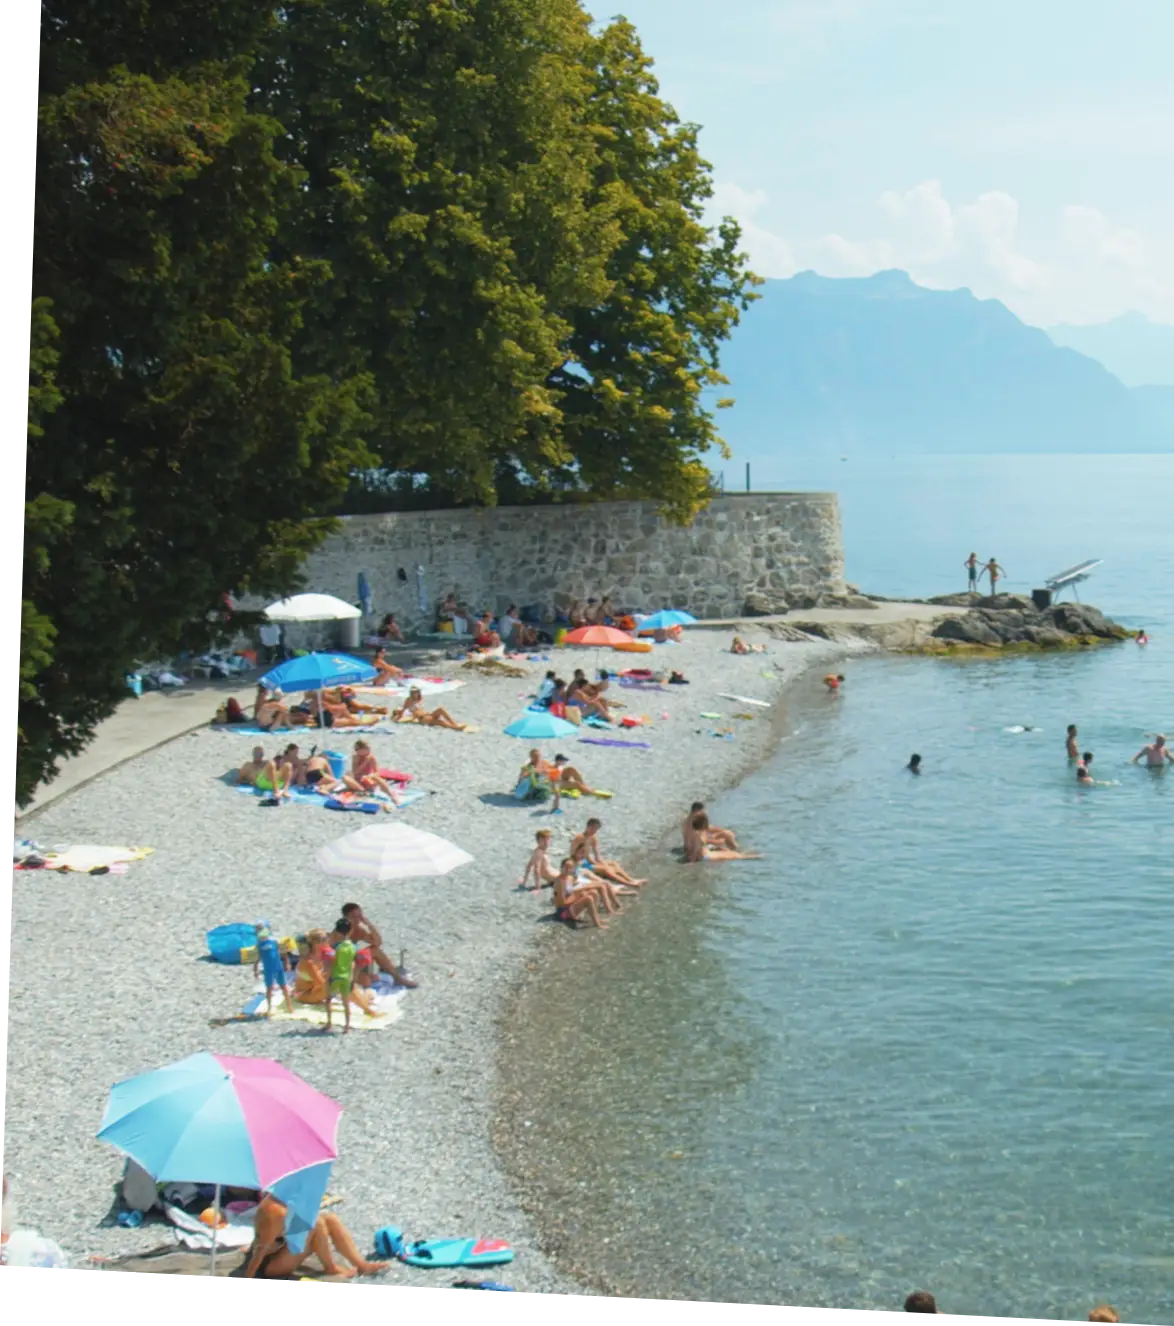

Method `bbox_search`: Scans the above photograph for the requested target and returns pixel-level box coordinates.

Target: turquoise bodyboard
[400,1237,514,1268]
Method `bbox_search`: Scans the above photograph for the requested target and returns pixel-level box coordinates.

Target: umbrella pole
[210,1183,221,1276]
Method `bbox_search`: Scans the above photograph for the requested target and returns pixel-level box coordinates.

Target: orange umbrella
[564,625,634,647]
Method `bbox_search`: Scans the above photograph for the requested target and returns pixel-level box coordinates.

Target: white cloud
[707,177,1174,323]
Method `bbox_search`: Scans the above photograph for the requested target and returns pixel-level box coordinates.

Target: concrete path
[17,678,257,821]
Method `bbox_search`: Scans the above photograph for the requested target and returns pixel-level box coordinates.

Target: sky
[601,0,1174,327]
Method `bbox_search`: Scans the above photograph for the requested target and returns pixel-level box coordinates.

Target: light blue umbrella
[639,609,697,631]
[260,651,376,692]
[503,711,578,740]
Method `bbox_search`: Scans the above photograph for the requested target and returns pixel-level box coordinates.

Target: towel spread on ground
[578,737,652,749]
[241,975,407,1031]
[214,721,400,736]
[354,677,464,698]
[18,845,155,873]
[162,1203,257,1252]
[233,784,426,812]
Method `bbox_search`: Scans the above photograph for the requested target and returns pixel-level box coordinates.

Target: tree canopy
[23,0,757,804]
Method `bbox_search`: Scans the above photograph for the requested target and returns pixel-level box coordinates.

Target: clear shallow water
[500,455,1174,1320]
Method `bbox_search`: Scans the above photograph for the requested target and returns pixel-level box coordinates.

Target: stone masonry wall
[286,493,843,640]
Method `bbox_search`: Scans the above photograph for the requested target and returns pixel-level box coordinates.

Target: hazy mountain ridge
[1047,311,1174,388]
[715,270,1174,454]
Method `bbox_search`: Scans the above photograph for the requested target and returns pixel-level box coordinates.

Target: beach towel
[239,985,406,1031]
[30,845,154,873]
[234,784,426,812]
[214,721,400,736]
[354,678,464,698]
[162,1203,256,1252]
[578,738,652,749]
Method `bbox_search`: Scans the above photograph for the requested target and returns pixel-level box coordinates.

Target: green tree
[23,3,371,804]
[262,1,757,516]
[543,16,761,520]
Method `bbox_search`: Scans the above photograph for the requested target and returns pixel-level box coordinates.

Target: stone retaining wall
[286,492,844,639]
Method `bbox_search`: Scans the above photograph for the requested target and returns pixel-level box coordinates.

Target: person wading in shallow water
[1066,724,1080,759]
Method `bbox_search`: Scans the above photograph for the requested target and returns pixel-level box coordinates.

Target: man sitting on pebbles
[236,747,294,801]
[682,801,740,855]
[684,812,762,863]
[331,902,417,988]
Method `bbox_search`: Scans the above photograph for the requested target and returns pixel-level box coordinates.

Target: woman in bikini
[567,677,611,722]
[372,646,406,684]
[292,931,378,1014]
[254,685,293,730]
[349,739,401,801]
[393,686,467,730]
[552,858,608,929]
[245,1193,389,1280]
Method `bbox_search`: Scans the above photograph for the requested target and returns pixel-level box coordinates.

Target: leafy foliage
[24,0,756,803]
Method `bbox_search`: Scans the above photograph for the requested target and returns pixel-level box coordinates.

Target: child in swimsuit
[255,923,293,1015]
[552,859,607,929]
[326,920,357,1034]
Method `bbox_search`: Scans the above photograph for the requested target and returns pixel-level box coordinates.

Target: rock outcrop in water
[922,593,1128,653]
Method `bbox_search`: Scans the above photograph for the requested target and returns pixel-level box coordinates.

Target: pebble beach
[5,626,870,1287]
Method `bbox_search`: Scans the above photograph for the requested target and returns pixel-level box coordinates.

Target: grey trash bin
[338,615,361,650]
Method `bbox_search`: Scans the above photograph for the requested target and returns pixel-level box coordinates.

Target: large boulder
[932,615,1004,646]
[742,591,790,617]
[1050,602,1122,638]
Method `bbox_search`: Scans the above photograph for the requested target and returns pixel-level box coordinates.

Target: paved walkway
[17,678,257,820]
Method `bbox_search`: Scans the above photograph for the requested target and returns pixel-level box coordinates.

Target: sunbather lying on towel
[245,1194,389,1280]
[327,686,389,717]
[393,686,467,730]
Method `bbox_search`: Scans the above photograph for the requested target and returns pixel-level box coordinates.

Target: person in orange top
[824,673,845,693]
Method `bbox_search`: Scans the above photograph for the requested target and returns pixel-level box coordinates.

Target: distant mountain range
[1047,311,1174,388]
[714,270,1174,455]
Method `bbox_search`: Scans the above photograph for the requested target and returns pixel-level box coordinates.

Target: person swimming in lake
[1136,628,1149,646]
[684,813,761,862]
[824,673,845,693]
[1066,724,1080,759]
[1130,733,1174,767]
[906,754,921,774]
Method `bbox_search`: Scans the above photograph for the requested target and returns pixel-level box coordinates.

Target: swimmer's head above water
[907,754,921,773]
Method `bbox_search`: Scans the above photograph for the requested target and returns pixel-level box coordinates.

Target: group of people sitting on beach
[536,668,615,723]
[236,739,409,808]
[252,682,389,733]
[435,592,545,651]
[515,799,760,930]
[253,901,417,1032]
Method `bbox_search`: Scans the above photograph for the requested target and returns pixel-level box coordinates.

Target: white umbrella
[264,593,361,622]
[317,822,474,881]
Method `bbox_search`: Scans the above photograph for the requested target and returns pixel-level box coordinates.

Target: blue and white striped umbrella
[317,822,474,881]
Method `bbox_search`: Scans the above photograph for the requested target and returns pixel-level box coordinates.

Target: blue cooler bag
[206,922,258,965]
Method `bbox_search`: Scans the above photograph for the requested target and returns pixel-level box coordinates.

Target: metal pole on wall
[745,462,751,493]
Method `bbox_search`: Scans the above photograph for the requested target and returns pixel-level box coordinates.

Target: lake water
[498,455,1174,1321]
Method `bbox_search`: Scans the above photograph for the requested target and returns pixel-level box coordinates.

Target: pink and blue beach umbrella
[639,609,697,631]
[98,1052,341,1264]
[503,711,578,740]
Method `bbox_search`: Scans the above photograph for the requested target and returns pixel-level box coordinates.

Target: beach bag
[206,923,258,965]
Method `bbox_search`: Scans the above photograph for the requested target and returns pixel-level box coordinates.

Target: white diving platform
[1044,559,1103,601]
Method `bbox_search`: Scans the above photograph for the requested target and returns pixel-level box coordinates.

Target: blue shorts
[259,945,285,988]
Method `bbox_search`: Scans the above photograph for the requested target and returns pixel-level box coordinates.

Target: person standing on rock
[981,557,1006,595]
[964,552,979,593]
